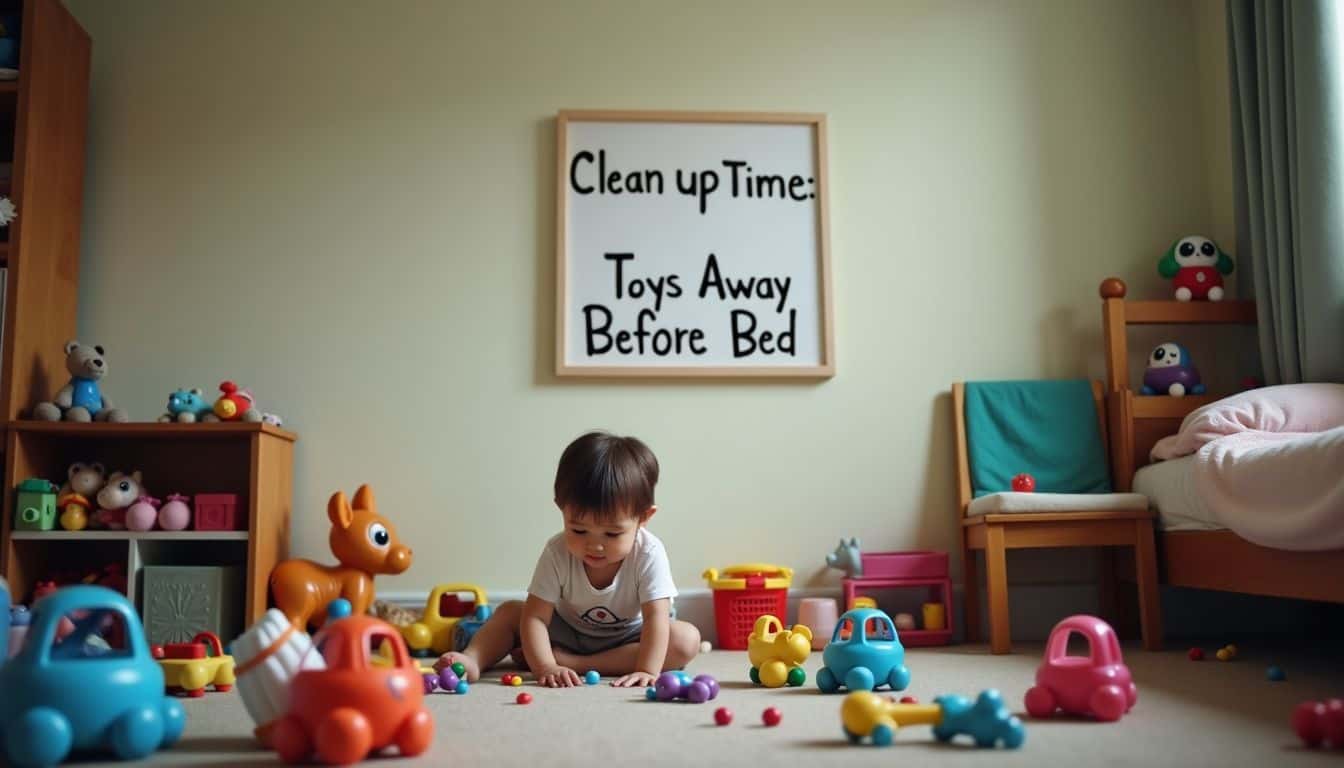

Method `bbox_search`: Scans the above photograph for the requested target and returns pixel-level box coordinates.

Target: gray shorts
[547,614,643,655]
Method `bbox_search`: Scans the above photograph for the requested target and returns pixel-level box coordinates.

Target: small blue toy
[826,537,863,578]
[585,669,601,685]
[0,585,187,767]
[841,689,1025,748]
[451,603,494,652]
[817,608,910,694]
[325,598,353,624]
[1267,666,1286,682]
[159,388,215,423]
[1141,343,1206,397]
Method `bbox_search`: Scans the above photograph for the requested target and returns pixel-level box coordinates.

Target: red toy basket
[702,564,794,650]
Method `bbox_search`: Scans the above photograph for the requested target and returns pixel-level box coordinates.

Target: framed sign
[556,110,834,378]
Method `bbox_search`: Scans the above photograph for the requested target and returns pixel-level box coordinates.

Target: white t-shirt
[526,527,678,638]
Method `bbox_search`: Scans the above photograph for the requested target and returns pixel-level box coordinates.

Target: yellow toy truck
[400,583,490,656]
[747,614,812,687]
[157,632,236,697]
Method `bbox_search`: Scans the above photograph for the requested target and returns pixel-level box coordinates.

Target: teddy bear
[31,341,128,422]
[94,470,145,530]
[158,387,217,423]
[60,461,106,498]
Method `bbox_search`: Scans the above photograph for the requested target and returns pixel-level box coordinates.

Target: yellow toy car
[157,632,236,697]
[401,583,489,656]
[747,614,812,687]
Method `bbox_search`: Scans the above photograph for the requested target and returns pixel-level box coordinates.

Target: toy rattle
[841,689,1025,748]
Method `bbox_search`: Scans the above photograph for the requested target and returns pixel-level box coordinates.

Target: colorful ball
[585,670,601,685]
[439,670,460,691]
[512,676,524,687]
[714,707,733,726]
[1011,473,1036,493]
[421,673,438,694]
[1216,648,1231,662]
[1225,644,1238,658]
[455,681,469,694]
[501,674,515,685]
[762,707,782,727]
[645,687,657,701]
[900,696,918,704]
[1188,647,1204,661]
[326,598,352,621]
[451,662,466,677]
[1267,666,1286,682]
[516,692,532,705]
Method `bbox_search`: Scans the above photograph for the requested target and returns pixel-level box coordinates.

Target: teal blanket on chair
[964,380,1112,497]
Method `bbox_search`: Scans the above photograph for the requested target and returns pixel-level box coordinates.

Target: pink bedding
[1148,384,1344,551]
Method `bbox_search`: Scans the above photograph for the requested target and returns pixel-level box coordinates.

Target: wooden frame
[554,110,834,378]
[1098,277,1344,604]
[953,381,1162,654]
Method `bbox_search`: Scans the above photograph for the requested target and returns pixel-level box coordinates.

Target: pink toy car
[1024,615,1136,722]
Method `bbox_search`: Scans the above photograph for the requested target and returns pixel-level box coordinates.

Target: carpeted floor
[43,644,1344,767]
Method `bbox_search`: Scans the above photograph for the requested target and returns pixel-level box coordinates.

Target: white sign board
[556,111,834,377]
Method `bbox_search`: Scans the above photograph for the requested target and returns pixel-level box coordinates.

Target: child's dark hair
[554,431,659,523]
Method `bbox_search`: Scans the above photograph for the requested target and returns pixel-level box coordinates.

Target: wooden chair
[952,381,1163,654]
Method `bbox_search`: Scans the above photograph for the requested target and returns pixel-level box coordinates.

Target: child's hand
[536,665,582,688]
[611,671,657,688]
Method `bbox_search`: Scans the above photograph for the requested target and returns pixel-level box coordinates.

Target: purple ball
[694,674,720,700]
[422,673,439,694]
[655,671,683,701]
[439,669,460,691]
[687,680,711,703]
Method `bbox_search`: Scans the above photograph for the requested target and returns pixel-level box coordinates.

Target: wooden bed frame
[1099,278,1344,603]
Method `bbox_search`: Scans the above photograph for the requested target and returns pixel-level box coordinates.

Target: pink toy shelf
[843,550,953,647]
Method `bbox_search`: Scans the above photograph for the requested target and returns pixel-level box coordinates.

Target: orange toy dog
[270,485,412,631]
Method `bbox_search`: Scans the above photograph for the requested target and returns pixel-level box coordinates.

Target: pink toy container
[842,550,953,647]
[194,494,240,531]
[861,550,947,579]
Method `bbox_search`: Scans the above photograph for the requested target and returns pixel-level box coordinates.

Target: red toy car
[1024,615,1136,722]
[270,616,434,765]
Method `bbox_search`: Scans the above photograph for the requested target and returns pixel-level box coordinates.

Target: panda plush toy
[1158,235,1234,301]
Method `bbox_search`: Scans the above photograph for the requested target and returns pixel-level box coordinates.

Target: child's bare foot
[433,651,480,682]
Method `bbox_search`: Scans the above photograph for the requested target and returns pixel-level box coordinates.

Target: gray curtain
[1228,0,1344,384]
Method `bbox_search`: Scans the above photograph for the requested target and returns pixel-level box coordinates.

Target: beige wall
[65,0,1229,598]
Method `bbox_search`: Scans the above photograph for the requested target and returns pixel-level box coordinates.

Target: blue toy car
[0,585,187,767]
[817,607,911,693]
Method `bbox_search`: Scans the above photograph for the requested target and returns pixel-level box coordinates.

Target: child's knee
[667,620,702,664]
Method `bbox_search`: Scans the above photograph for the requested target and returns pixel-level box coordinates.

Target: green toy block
[15,478,58,531]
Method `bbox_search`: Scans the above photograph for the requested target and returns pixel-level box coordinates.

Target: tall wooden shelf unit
[0,1,296,629]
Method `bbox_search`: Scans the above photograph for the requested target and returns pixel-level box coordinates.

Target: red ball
[1324,699,1344,747]
[1188,647,1204,661]
[762,707,782,727]
[900,696,918,704]
[501,674,515,685]
[714,707,733,726]
[1294,701,1326,747]
[1011,473,1036,493]
[516,692,532,705]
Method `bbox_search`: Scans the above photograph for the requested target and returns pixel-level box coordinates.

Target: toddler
[437,431,701,687]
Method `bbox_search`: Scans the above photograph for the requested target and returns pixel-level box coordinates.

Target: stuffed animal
[213,381,262,422]
[159,387,216,423]
[94,470,145,530]
[1141,343,1205,397]
[31,341,129,422]
[59,462,106,498]
[262,412,284,427]
[1158,235,1234,301]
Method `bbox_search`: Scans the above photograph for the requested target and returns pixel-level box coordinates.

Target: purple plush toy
[1141,343,1205,397]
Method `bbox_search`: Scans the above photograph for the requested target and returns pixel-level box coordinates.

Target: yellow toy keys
[747,614,812,688]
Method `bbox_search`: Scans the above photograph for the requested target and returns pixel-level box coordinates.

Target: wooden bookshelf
[1,421,295,626]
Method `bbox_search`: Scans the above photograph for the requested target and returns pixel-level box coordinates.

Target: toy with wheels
[652,671,720,703]
[1024,614,1136,721]
[451,601,492,652]
[1159,235,1233,301]
[159,632,236,697]
[1293,698,1344,749]
[270,615,433,765]
[817,608,910,694]
[0,585,186,767]
[747,614,811,687]
[841,689,1024,748]
[400,583,488,656]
